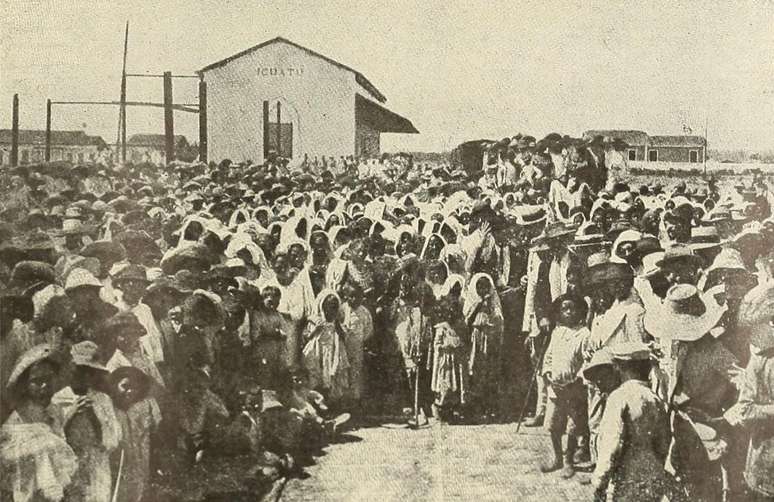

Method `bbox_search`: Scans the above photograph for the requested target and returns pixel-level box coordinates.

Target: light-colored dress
[50,387,121,502]
[1,409,77,502]
[114,398,162,502]
[341,303,373,400]
[302,321,350,400]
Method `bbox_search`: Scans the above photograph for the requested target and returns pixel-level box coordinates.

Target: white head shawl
[462,272,503,323]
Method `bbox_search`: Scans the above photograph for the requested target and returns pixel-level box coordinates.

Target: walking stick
[515,332,550,434]
[111,448,125,502]
[412,365,420,429]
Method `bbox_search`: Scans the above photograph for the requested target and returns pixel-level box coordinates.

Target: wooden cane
[515,333,550,434]
[111,448,125,502]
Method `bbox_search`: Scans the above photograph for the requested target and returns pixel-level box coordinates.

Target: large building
[583,129,706,163]
[0,129,107,166]
[198,37,418,164]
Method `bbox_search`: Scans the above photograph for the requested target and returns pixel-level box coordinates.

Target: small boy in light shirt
[540,294,590,479]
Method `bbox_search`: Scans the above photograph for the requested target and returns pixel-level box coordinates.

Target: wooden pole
[276,101,281,157]
[262,100,269,161]
[11,94,19,167]
[120,21,129,164]
[45,99,52,162]
[163,71,175,163]
[198,79,207,163]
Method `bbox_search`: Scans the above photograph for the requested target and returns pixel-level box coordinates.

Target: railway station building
[198,37,418,164]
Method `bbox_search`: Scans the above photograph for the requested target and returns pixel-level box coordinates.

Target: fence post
[198,79,207,163]
[163,71,175,164]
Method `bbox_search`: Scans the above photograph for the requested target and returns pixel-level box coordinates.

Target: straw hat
[70,341,108,371]
[657,243,703,269]
[608,342,653,361]
[530,222,576,251]
[64,268,102,291]
[585,251,633,285]
[112,264,149,287]
[582,348,615,382]
[6,343,57,390]
[644,284,726,341]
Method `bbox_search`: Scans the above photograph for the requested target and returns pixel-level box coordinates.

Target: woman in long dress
[302,290,350,404]
[462,273,504,420]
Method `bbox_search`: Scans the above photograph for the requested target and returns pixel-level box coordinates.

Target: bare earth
[281,422,593,501]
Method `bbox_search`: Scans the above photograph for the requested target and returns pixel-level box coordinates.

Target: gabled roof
[128,134,188,147]
[0,129,106,147]
[198,36,387,103]
[649,135,706,147]
[583,130,649,146]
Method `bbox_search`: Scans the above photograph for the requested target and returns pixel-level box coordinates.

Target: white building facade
[198,37,417,164]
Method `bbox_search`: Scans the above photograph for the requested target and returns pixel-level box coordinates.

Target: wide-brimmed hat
[160,244,214,275]
[510,205,547,226]
[104,311,146,339]
[581,348,615,382]
[530,222,576,250]
[704,247,746,275]
[108,366,152,403]
[112,263,149,286]
[644,284,726,341]
[70,341,108,371]
[688,226,722,251]
[608,342,653,362]
[585,252,633,285]
[570,222,610,250]
[5,260,57,297]
[80,241,127,266]
[57,219,96,237]
[657,243,703,269]
[64,268,102,291]
[6,343,57,390]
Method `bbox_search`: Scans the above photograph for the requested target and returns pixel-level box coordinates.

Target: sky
[2,0,774,153]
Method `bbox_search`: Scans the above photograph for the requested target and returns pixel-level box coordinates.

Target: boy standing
[540,294,590,478]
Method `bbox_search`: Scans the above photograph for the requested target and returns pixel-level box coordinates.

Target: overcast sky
[2,0,774,152]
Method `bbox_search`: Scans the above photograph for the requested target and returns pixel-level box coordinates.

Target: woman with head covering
[301,290,350,403]
[249,285,293,387]
[462,273,503,421]
[51,341,121,502]
[339,282,374,409]
[1,344,78,502]
[428,274,468,423]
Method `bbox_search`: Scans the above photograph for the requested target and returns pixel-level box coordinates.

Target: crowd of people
[1,132,774,502]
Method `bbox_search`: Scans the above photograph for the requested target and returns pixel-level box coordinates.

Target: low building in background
[0,129,108,166]
[127,134,193,164]
[583,129,706,163]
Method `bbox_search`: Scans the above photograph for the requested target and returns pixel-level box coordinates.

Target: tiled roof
[0,129,106,147]
[127,134,188,147]
[583,130,649,146]
[649,135,706,147]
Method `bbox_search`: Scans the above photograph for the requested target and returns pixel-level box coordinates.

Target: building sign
[257,67,304,77]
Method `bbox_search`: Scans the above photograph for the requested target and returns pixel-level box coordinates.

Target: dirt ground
[281,421,593,501]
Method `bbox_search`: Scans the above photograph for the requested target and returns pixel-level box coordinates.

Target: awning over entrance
[355,94,419,134]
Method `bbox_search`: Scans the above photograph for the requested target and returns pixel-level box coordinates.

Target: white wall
[203,41,358,164]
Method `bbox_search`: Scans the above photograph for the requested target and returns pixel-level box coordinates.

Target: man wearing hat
[112,264,166,368]
[65,268,119,345]
[592,342,671,502]
[51,341,121,502]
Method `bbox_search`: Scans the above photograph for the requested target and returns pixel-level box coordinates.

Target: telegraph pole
[11,94,19,167]
[163,71,175,163]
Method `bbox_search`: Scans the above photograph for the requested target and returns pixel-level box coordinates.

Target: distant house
[583,129,706,163]
[127,134,190,165]
[0,129,107,166]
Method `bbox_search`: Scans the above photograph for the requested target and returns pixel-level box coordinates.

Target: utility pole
[118,21,129,164]
[11,94,19,167]
[163,71,174,163]
[198,78,207,163]
[45,99,52,161]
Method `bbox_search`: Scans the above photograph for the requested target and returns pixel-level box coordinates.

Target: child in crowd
[540,294,590,479]
[108,366,161,502]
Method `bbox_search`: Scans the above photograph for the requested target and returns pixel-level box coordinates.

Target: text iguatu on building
[198,37,419,164]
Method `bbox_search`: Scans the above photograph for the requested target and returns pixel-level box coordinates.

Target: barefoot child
[540,294,590,479]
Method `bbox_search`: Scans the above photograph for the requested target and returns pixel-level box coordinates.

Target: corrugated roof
[127,134,188,147]
[583,130,649,146]
[198,37,387,103]
[649,135,706,147]
[0,129,106,147]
